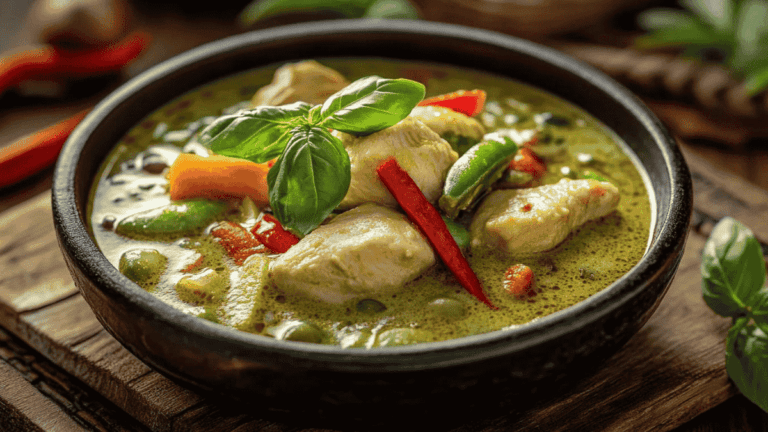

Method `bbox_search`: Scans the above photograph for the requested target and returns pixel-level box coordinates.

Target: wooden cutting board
[0,148,765,432]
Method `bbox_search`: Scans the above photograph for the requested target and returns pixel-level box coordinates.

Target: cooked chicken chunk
[251,60,349,106]
[335,116,458,210]
[269,204,436,304]
[409,105,485,142]
[470,178,620,254]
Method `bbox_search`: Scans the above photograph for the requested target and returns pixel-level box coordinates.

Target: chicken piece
[251,60,349,107]
[470,178,620,254]
[409,105,485,145]
[269,204,436,304]
[335,116,458,210]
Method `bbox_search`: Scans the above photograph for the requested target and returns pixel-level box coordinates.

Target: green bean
[439,134,518,218]
[115,199,227,240]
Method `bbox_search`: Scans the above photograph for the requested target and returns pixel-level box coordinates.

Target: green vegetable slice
[439,134,518,218]
[116,200,228,240]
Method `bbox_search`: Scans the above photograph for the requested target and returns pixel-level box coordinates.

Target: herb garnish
[637,0,768,95]
[702,216,768,412]
[198,75,425,237]
[239,0,420,27]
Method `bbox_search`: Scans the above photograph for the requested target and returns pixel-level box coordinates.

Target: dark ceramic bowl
[52,19,691,422]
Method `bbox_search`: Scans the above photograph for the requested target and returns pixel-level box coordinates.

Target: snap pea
[439,133,518,218]
[116,199,228,240]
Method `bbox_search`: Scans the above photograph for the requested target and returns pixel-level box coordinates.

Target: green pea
[428,297,466,319]
[441,216,470,250]
[115,199,228,240]
[278,321,324,344]
[377,328,433,347]
[439,134,519,218]
[119,249,167,290]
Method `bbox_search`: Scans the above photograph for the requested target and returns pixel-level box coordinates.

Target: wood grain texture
[0,360,86,432]
[0,152,764,431]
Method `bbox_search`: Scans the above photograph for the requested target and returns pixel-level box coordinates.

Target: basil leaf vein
[267,126,350,237]
[317,76,425,134]
[198,102,311,163]
[701,216,766,318]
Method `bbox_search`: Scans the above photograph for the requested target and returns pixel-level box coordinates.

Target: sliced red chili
[0,30,150,96]
[376,157,497,309]
[510,148,547,179]
[503,264,535,299]
[0,109,89,189]
[251,214,300,253]
[417,89,486,117]
[210,221,265,265]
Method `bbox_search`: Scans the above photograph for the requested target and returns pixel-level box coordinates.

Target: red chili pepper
[0,30,150,96]
[251,214,300,253]
[503,264,535,299]
[417,89,486,117]
[510,148,547,179]
[0,109,89,189]
[376,158,497,309]
[210,221,266,265]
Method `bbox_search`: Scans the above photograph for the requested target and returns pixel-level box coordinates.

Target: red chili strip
[0,109,89,189]
[0,30,150,95]
[417,89,486,117]
[376,157,497,309]
[251,214,300,253]
[511,148,547,179]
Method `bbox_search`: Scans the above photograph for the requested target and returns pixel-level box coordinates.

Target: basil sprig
[198,76,425,236]
[702,217,768,413]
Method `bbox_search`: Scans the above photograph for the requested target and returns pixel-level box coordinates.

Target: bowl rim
[52,19,692,372]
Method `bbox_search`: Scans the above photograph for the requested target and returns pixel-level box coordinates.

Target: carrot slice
[167,153,270,206]
[417,89,486,117]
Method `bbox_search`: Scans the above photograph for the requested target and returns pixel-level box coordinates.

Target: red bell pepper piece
[0,30,150,96]
[210,221,266,265]
[503,264,535,299]
[376,157,497,309]
[0,109,89,189]
[510,148,547,179]
[251,214,300,253]
[417,89,486,117]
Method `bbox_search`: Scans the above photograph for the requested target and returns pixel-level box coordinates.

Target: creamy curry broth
[88,58,651,347]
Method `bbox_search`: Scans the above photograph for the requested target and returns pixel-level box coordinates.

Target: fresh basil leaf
[267,126,351,237]
[702,217,767,318]
[744,64,768,95]
[726,317,768,413]
[735,0,768,52]
[634,20,725,49]
[750,287,768,320]
[682,0,734,33]
[637,9,700,31]
[316,76,425,134]
[239,0,376,25]
[198,102,311,163]
[364,0,420,19]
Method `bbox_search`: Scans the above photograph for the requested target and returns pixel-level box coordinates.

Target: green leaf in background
[701,217,767,318]
[745,65,768,95]
[681,0,734,33]
[267,126,351,237]
[316,76,425,134]
[363,0,420,19]
[749,287,768,320]
[198,102,311,163]
[635,14,724,49]
[726,317,768,413]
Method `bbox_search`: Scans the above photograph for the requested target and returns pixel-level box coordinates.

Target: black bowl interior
[52,19,692,404]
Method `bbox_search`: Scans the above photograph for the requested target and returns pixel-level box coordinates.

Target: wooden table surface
[2,1,768,431]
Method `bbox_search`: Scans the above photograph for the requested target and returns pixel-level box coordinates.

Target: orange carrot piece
[167,153,270,206]
[503,264,535,299]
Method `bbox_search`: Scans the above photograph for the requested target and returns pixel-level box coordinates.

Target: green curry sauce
[88,58,652,347]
